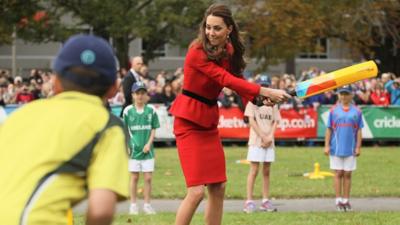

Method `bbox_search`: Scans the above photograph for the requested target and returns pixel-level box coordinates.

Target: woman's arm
[187,48,290,103]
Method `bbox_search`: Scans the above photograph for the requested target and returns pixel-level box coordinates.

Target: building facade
[0,37,354,78]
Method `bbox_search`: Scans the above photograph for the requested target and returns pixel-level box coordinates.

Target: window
[141,39,166,57]
[299,38,328,59]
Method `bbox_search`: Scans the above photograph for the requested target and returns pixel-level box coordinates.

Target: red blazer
[169,43,260,128]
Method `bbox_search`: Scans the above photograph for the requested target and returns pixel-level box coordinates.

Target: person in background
[108,83,125,106]
[0,34,130,225]
[321,91,337,105]
[270,75,280,89]
[219,87,244,111]
[324,85,363,212]
[13,76,24,91]
[353,81,371,105]
[139,64,154,82]
[120,56,144,116]
[14,82,35,104]
[370,82,390,106]
[243,75,280,213]
[170,74,183,96]
[382,73,400,105]
[0,80,13,105]
[123,82,160,215]
[0,83,7,106]
[28,69,43,85]
[149,81,176,109]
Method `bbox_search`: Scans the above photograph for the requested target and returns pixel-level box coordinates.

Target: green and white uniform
[123,104,160,160]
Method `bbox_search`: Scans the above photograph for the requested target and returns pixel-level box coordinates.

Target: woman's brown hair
[193,3,246,76]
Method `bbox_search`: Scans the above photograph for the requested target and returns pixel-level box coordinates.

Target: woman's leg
[246,162,259,200]
[205,182,226,225]
[175,185,205,225]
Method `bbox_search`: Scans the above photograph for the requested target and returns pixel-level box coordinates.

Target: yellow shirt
[0,91,130,225]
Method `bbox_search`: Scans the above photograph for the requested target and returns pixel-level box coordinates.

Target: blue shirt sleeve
[357,110,364,129]
[327,110,333,129]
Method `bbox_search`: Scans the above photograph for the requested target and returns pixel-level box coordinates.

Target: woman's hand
[260,87,291,103]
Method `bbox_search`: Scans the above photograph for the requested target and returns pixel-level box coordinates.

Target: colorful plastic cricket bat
[290,60,378,98]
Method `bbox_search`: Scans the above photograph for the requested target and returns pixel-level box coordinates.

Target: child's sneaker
[143,204,156,215]
[336,202,345,212]
[342,202,352,212]
[243,201,257,213]
[129,204,139,215]
[259,200,277,212]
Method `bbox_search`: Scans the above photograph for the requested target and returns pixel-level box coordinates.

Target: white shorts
[247,146,275,163]
[329,155,356,171]
[128,159,155,172]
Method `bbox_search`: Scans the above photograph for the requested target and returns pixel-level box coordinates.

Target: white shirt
[130,69,141,82]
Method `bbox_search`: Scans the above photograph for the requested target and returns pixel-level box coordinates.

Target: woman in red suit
[169,4,290,225]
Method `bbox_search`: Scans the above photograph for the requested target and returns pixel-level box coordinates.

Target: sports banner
[275,107,318,139]
[363,107,400,138]
[218,106,318,139]
[152,104,175,139]
[218,107,249,139]
[3,104,399,140]
[318,105,400,139]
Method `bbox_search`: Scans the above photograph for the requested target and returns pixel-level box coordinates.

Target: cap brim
[133,87,147,92]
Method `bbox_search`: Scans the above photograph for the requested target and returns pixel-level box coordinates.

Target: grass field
[74,211,400,225]
[148,146,400,199]
[74,146,400,224]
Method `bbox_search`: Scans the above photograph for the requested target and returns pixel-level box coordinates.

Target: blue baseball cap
[256,74,271,86]
[337,85,353,94]
[52,34,117,85]
[131,81,147,93]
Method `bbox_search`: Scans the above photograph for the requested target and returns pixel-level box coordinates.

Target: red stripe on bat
[306,80,337,96]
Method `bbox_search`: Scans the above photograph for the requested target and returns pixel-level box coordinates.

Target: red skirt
[174,117,226,187]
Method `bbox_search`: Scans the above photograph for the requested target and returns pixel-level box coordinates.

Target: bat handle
[287,89,297,97]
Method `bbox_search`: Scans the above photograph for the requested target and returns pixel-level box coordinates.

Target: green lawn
[74,146,400,224]
[74,212,400,225]
[149,146,400,199]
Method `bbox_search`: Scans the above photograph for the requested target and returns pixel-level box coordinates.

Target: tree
[318,0,400,75]
[234,0,400,75]
[48,0,211,68]
[234,0,325,73]
[0,0,43,44]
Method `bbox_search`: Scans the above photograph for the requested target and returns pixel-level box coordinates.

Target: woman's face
[205,15,232,47]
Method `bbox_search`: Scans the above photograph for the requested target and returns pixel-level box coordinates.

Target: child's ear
[53,75,64,94]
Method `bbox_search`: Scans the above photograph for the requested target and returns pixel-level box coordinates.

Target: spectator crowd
[1,58,399,109]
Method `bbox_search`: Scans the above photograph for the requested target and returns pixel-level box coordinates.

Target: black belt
[182,89,217,106]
